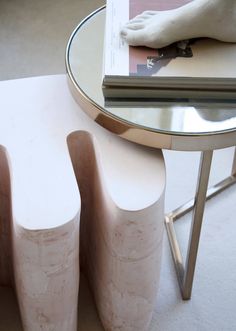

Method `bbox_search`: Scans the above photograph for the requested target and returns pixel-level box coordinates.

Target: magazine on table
[102,0,236,102]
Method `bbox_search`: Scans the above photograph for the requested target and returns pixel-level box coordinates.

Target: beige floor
[0,0,104,80]
[1,1,236,331]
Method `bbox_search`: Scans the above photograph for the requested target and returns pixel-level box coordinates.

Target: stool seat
[0,75,166,331]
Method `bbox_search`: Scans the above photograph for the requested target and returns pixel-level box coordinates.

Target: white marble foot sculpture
[121,0,236,49]
[0,75,166,331]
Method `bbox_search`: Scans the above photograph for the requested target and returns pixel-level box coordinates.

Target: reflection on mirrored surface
[67,7,236,136]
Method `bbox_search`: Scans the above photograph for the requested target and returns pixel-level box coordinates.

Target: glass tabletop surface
[66,7,236,137]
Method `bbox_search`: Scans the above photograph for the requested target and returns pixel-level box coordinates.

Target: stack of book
[102,0,236,106]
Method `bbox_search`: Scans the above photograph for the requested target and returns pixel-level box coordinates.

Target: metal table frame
[165,147,236,299]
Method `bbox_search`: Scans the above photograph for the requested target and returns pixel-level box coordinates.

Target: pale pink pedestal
[0,75,166,331]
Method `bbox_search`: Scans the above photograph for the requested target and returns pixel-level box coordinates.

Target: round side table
[66,6,236,299]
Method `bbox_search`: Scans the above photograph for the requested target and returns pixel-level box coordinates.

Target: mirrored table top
[66,6,236,151]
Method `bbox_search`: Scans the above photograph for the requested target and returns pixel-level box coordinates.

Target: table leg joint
[165,149,236,300]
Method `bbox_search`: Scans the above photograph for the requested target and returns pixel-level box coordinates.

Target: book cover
[103,0,236,91]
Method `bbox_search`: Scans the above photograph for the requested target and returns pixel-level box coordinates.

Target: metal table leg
[165,147,236,300]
